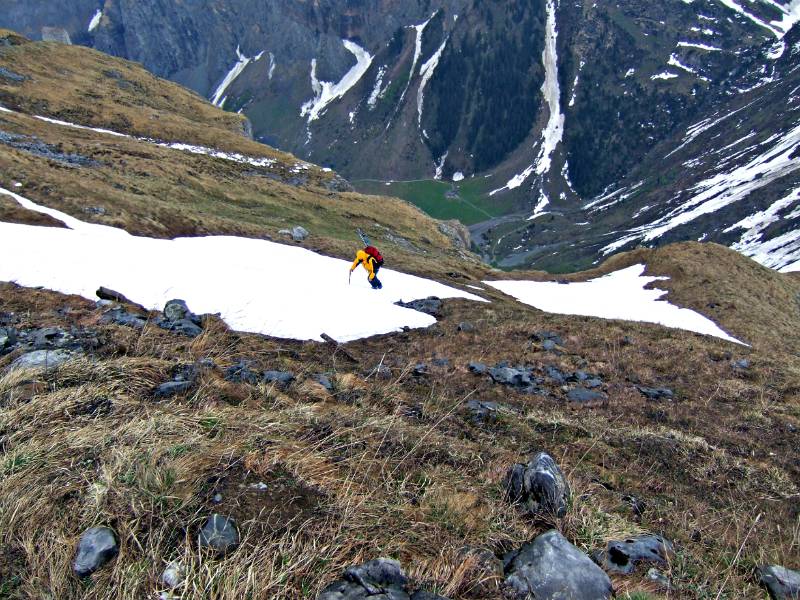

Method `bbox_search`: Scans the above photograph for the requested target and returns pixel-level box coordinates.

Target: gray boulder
[198,514,239,555]
[457,321,475,333]
[292,226,310,241]
[10,348,76,371]
[566,387,607,406]
[506,452,571,518]
[592,534,674,575]
[468,362,487,375]
[101,308,147,329]
[263,370,295,387]
[504,530,613,600]
[395,297,443,318]
[31,326,72,349]
[225,361,261,384]
[465,400,502,424]
[636,386,674,401]
[73,526,119,577]
[164,299,191,322]
[758,565,800,600]
[318,558,409,599]
[0,326,17,353]
[154,380,193,398]
[410,593,450,600]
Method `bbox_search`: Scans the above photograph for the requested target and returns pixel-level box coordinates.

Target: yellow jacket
[350,249,377,280]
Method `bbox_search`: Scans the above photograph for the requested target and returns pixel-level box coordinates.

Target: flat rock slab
[73,526,118,577]
[506,452,571,518]
[395,297,443,318]
[759,565,800,600]
[567,387,607,406]
[504,530,613,600]
[9,348,77,371]
[636,386,674,401]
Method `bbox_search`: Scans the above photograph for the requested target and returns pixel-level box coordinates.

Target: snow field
[485,264,745,344]
[0,188,484,343]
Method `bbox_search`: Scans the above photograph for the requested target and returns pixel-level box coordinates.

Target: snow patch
[677,41,722,51]
[0,187,484,343]
[211,46,264,108]
[452,171,465,182]
[300,40,373,123]
[417,37,448,129]
[651,72,679,80]
[485,264,744,344]
[88,9,102,32]
[367,66,387,108]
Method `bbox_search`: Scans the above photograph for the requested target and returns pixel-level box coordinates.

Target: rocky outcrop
[318,558,451,600]
[592,534,674,575]
[758,565,800,600]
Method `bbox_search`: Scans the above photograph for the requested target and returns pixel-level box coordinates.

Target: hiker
[349,245,384,289]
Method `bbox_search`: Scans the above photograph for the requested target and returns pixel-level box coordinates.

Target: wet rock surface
[506,452,571,518]
[73,526,119,577]
[504,530,613,600]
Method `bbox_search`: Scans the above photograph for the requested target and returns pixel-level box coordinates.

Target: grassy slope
[0,31,799,600]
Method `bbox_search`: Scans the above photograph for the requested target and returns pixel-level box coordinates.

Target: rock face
[504,530,613,600]
[592,534,674,575]
[506,452,571,518]
[758,565,800,600]
[198,514,239,555]
[318,558,410,600]
[73,526,119,577]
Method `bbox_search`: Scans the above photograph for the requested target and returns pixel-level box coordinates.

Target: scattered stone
[30,326,72,349]
[504,530,613,600]
[592,534,674,575]
[224,361,260,384]
[646,567,672,591]
[155,300,204,337]
[96,286,134,304]
[546,366,566,384]
[395,297,443,318]
[318,558,409,599]
[0,130,95,166]
[468,362,487,375]
[10,348,76,371]
[84,206,107,216]
[248,482,268,491]
[372,364,392,380]
[73,526,118,577]
[198,514,239,555]
[567,387,608,406]
[412,363,430,377]
[263,370,295,387]
[314,374,335,392]
[101,307,147,329]
[161,559,186,588]
[733,359,751,370]
[622,494,647,516]
[542,339,557,352]
[292,226,309,242]
[154,380,193,398]
[465,399,503,424]
[41,26,72,44]
[163,299,191,322]
[506,452,571,518]
[0,326,17,353]
[457,321,475,333]
[533,331,564,346]
[0,67,26,82]
[585,378,603,389]
[758,565,800,600]
[212,493,223,504]
[431,357,450,367]
[636,386,674,401]
[410,592,450,600]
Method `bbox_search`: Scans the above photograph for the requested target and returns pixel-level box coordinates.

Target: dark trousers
[370,265,382,289]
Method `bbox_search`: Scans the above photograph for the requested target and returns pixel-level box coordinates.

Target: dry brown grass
[0,278,797,599]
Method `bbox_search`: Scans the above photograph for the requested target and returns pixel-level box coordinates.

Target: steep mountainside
[480,25,800,273]
[2,1,798,202]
